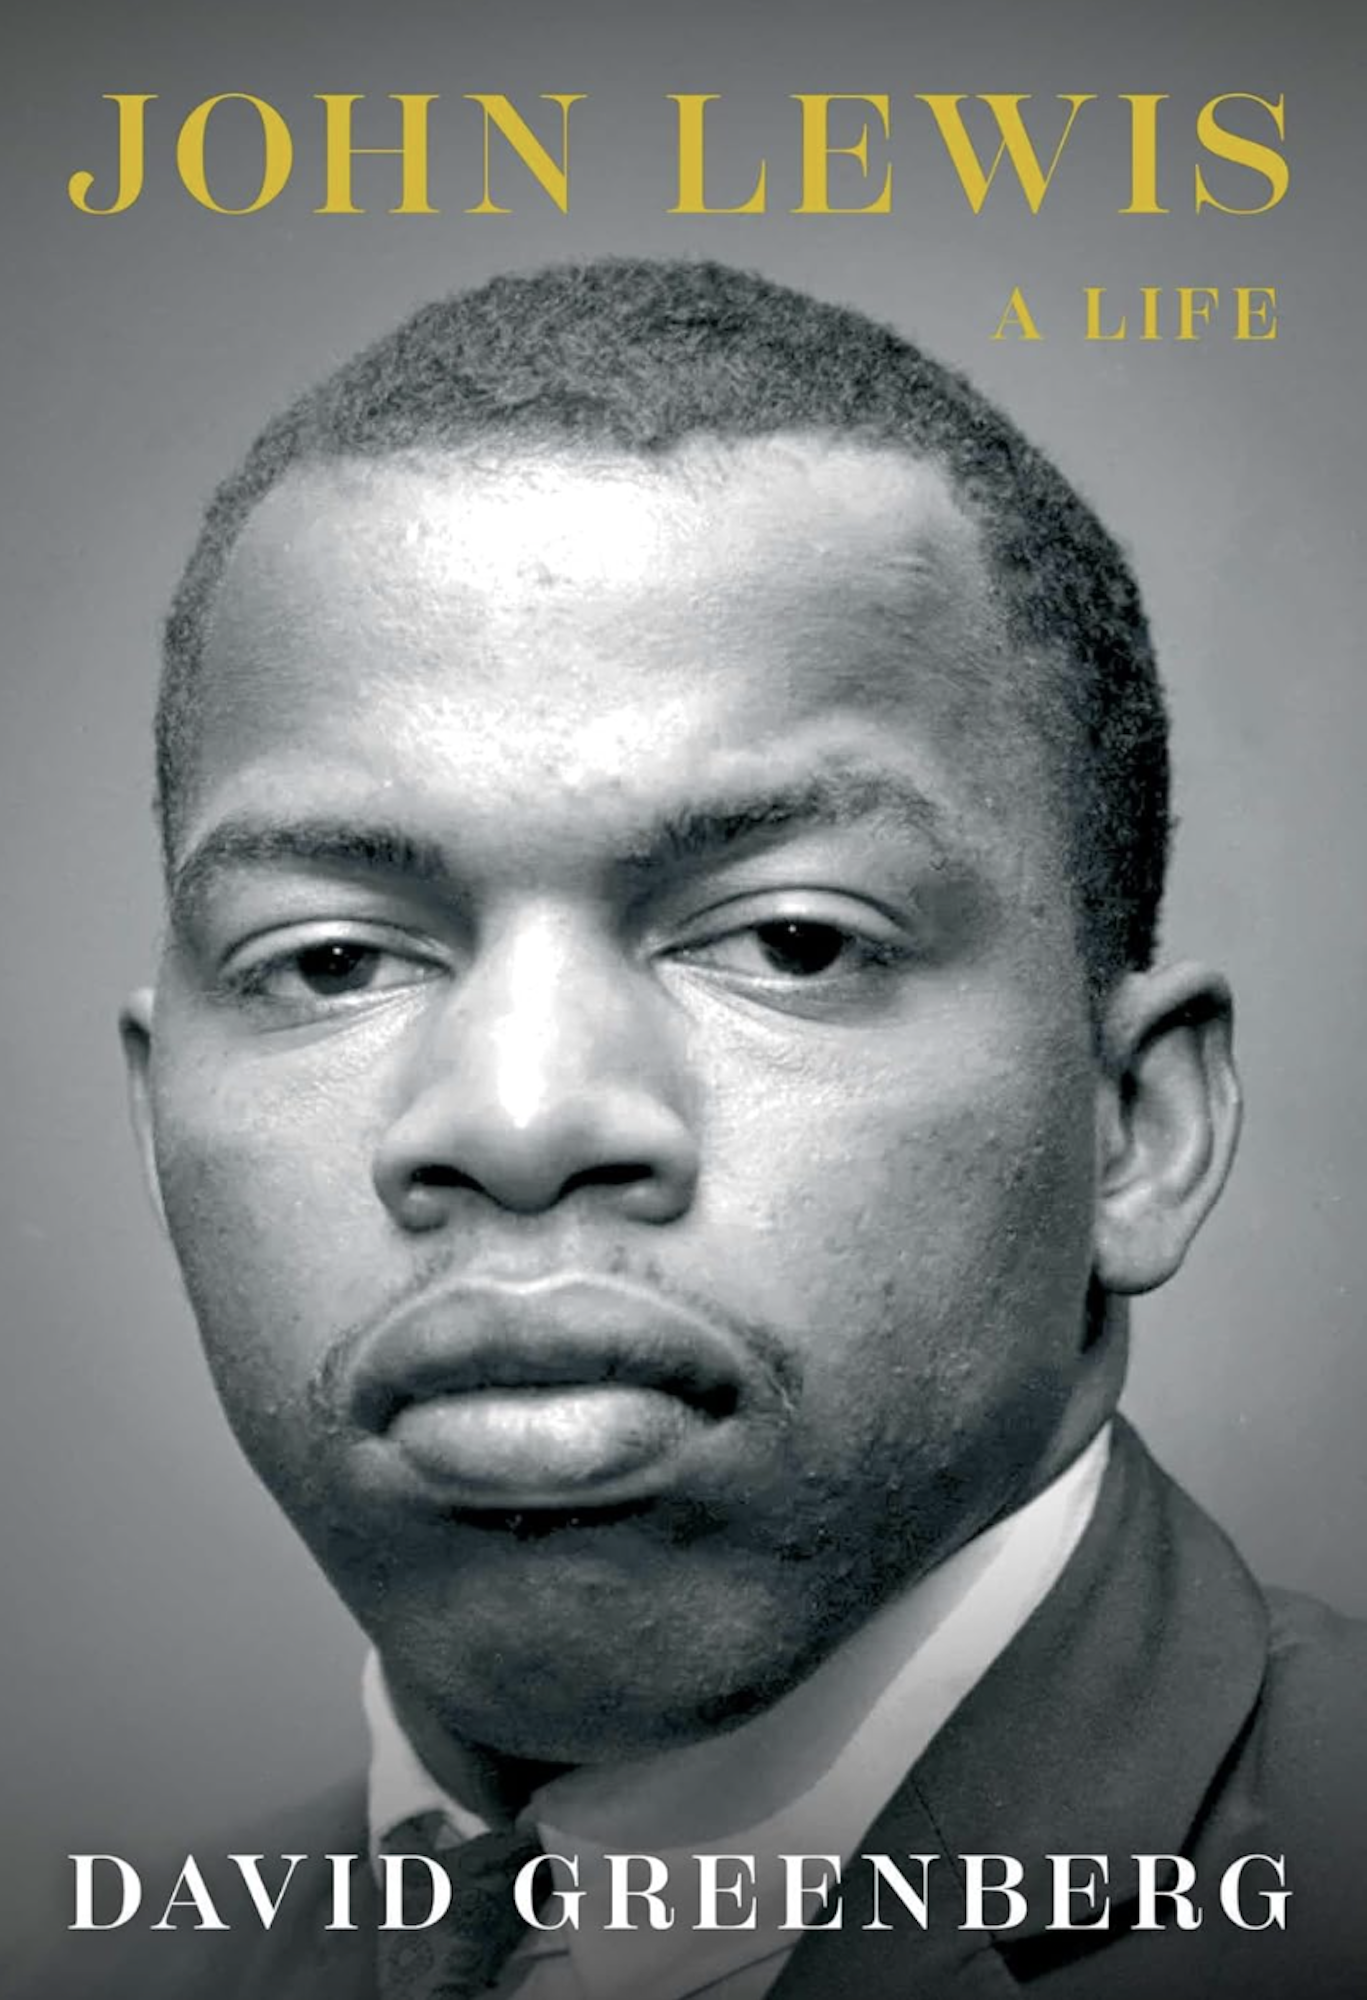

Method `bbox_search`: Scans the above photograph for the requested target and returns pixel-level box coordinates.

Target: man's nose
[370,917,700,1229]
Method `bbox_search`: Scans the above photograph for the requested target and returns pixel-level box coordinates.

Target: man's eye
[688,919,898,982]
[751,921,855,977]
[227,934,439,1011]
[290,941,387,996]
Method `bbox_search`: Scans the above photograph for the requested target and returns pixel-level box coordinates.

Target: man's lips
[344,1275,749,1509]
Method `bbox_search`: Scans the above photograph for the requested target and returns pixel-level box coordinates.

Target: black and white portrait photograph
[2,3,1363,1995]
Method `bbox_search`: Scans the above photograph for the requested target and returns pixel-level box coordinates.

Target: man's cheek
[153,1122,344,1398]
[777,1105,1090,1384]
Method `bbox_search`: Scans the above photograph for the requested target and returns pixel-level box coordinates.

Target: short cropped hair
[158,256,1169,995]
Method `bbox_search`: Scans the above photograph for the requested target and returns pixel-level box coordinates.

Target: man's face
[131,436,1103,1762]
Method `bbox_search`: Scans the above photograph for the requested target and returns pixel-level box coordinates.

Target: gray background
[2,0,1362,1937]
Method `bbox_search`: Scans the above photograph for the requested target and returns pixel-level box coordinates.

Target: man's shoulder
[1263,1579,1367,1682]
[1107,1427,1367,1781]
[1155,1581,1367,2000]
[1242,1581,1367,1808]
[1103,1438,1367,1848]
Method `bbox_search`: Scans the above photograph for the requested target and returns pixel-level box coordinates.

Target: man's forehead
[224,431,985,604]
[179,428,1052,886]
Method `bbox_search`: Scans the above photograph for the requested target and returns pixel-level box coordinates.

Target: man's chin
[392,1661,803,1770]
[363,1550,825,1768]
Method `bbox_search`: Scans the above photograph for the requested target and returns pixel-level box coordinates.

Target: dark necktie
[377,1811,545,2000]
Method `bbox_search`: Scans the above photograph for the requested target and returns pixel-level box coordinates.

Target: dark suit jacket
[19,1423,1367,1997]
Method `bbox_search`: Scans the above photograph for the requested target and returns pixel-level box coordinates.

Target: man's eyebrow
[168,764,954,923]
[616,764,953,877]
[169,819,454,930]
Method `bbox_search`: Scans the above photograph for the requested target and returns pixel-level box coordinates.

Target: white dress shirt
[366,1424,1111,2000]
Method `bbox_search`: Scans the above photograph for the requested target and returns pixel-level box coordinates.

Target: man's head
[123,260,1239,1770]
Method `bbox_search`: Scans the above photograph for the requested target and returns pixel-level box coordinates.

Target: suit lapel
[771,1422,1270,1998]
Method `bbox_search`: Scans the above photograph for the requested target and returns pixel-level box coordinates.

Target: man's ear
[119,988,167,1232]
[1093,962,1242,1295]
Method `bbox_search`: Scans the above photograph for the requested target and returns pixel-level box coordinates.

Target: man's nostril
[561,1161,653,1195]
[409,1164,482,1192]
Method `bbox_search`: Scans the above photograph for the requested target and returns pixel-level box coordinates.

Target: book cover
[3,1,1362,1990]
